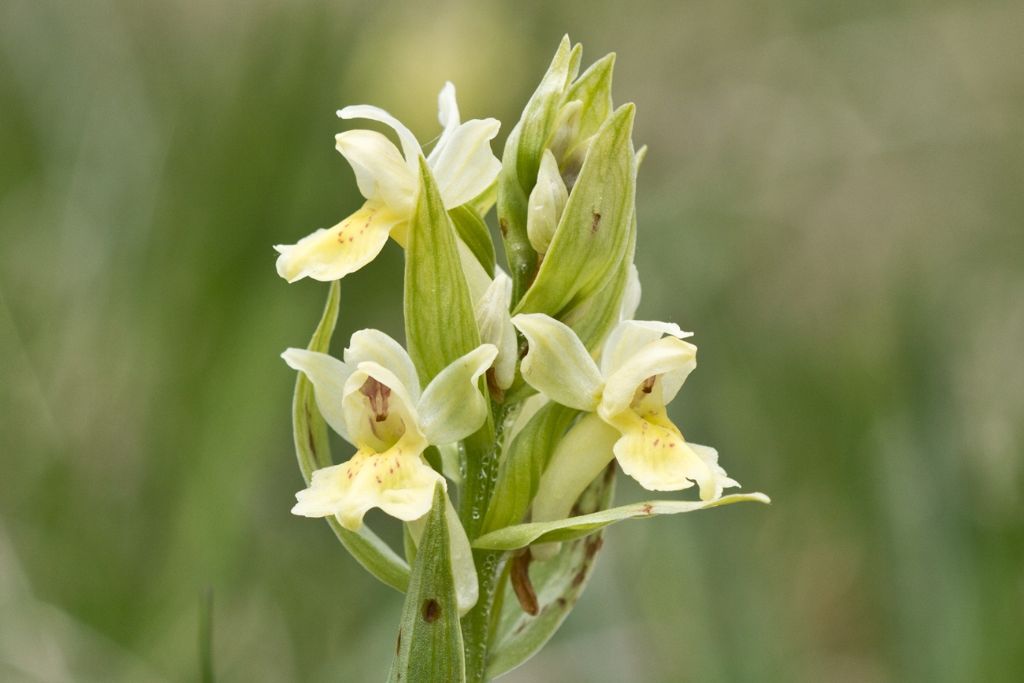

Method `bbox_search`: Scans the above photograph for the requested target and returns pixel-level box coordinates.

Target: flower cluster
[275,36,767,682]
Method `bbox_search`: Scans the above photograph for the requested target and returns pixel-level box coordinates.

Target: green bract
[275,36,770,683]
[474,493,772,551]
[388,486,466,683]
[514,104,636,319]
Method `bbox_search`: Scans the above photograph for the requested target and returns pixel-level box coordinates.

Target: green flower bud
[526,149,569,255]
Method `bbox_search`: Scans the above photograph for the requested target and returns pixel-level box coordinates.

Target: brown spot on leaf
[499,217,509,237]
[422,598,441,623]
[510,550,539,616]
[590,211,602,233]
[395,629,402,655]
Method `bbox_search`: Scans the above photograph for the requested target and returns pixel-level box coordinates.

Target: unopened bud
[475,272,517,390]
[526,150,569,255]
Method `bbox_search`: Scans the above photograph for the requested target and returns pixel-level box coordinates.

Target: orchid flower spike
[275,83,501,283]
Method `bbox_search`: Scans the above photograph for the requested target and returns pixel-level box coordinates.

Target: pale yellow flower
[512,315,739,499]
[283,329,496,528]
[275,83,501,282]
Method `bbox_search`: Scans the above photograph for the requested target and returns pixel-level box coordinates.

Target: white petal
[457,237,493,307]
[343,329,421,400]
[338,104,421,170]
[512,313,602,412]
[335,130,417,212]
[599,336,697,419]
[437,81,460,130]
[619,264,642,321]
[444,497,479,614]
[600,319,693,377]
[274,200,403,283]
[475,272,517,390]
[427,81,461,166]
[417,344,498,444]
[281,348,353,443]
[430,118,502,209]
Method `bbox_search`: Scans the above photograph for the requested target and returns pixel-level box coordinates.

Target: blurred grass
[1,0,1022,681]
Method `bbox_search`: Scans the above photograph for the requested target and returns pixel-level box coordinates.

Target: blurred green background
[2,0,1022,681]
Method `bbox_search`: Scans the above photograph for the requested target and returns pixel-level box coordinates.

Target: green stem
[461,550,506,683]
[459,402,514,682]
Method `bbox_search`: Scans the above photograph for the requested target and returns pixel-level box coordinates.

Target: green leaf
[474,492,771,551]
[405,156,482,384]
[485,464,616,679]
[291,282,410,592]
[449,205,496,277]
[481,403,578,535]
[388,486,466,683]
[514,104,637,319]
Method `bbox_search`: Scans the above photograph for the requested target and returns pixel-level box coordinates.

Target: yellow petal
[292,447,444,531]
[607,403,726,499]
[274,200,403,283]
